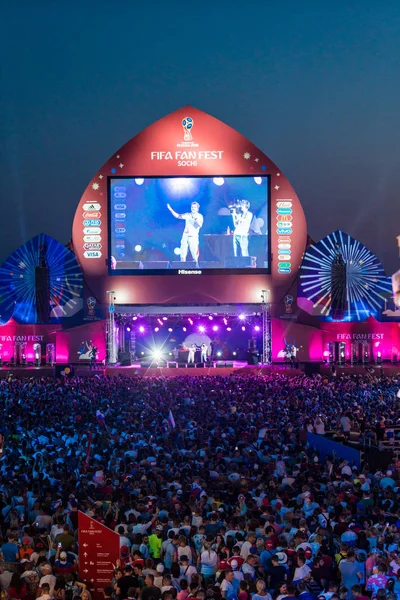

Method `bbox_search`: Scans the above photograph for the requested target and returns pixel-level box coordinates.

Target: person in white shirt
[167,201,204,264]
[37,583,52,600]
[293,557,311,583]
[200,343,208,363]
[232,200,253,258]
[220,570,236,599]
[240,534,256,559]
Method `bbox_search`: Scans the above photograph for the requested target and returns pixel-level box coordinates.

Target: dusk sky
[2,1,400,273]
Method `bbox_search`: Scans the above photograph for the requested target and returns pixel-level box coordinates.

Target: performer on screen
[188,343,197,364]
[230,199,253,258]
[167,202,204,265]
[200,343,208,363]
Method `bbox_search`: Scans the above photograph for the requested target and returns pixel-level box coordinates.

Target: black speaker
[216,362,225,368]
[141,363,152,369]
[119,351,131,366]
[196,362,205,368]
[158,360,167,367]
[169,362,177,368]
[171,261,197,269]
[187,363,195,368]
[224,256,254,268]
[225,362,234,368]
[331,248,347,321]
[304,363,320,376]
[35,268,50,323]
[178,362,186,368]
[117,261,144,269]
[142,261,171,269]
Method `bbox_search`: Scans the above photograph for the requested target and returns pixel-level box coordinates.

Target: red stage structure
[0,107,398,374]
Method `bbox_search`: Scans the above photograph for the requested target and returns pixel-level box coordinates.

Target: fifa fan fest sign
[78,512,119,600]
[72,106,307,304]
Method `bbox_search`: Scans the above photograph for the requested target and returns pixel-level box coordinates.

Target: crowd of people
[0,372,399,600]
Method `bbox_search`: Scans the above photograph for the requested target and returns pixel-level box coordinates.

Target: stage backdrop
[72,106,307,306]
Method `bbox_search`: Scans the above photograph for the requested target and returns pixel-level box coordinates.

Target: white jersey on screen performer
[167,201,204,264]
[232,200,253,257]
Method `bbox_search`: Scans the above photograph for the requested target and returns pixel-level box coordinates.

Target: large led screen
[108,176,269,274]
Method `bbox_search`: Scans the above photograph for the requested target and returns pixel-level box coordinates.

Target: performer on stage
[167,202,204,265]
[188,343,197,364]
[200,343,208,363]
[231,199,253,257]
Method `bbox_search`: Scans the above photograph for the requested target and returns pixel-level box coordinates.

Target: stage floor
[0,362,398,379]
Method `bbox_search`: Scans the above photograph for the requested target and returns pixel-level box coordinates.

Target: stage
[0,362,399,379]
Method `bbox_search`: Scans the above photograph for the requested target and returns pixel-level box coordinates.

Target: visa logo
[114,204,126,210]
[84,251,102,259]
[113,192,127,198]
[277,228,292,235]
[83,219,101,227]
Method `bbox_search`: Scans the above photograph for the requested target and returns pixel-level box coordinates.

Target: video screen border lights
[107,175,271,277]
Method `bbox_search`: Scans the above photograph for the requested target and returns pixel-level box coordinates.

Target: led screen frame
[107,175,271,276]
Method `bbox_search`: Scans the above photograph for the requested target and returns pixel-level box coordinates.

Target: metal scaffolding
[106,291,118,365]
[261,289,272,365]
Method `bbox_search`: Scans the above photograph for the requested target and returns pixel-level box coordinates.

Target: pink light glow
[162,317,168,321]
[139,326,145,333]
[154,327,159,332]
[227,327,232,331]
[241,326,246,331]
[168,328,173,332]
[199,325,205,333]
[323,350,330,357]
[188,318,193,325]
[223,318,228,325]
[208,316,213,320]
[254,325,260,331]
[183,327,187,332]
[212,325,218,331]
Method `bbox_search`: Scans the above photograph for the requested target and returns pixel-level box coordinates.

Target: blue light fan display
[299,230,392,321]
[0,234,83,324]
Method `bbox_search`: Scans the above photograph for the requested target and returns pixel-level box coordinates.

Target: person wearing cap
[39,564,56,596]
[149,526,164,560]
[260,540,276,574]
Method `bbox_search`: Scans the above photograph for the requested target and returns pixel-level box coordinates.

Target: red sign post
[78,511,120,600]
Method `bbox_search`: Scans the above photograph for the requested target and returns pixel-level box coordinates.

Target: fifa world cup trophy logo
[182,116,194,141]
[284,294,294,314]
[86,296,97,317]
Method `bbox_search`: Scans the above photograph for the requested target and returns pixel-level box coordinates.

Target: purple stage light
[139,325,145,333]
[227,327,232,331]
[239,314,245,320]
[242,326,246,331]
[154,327,159,332]
[126,326,131,332]
[183,327,187,332]
[208,315,213,320]
[212,325,218,331]
[168,328,173,332]
[199,325,205,333]
[254,325,260,331]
